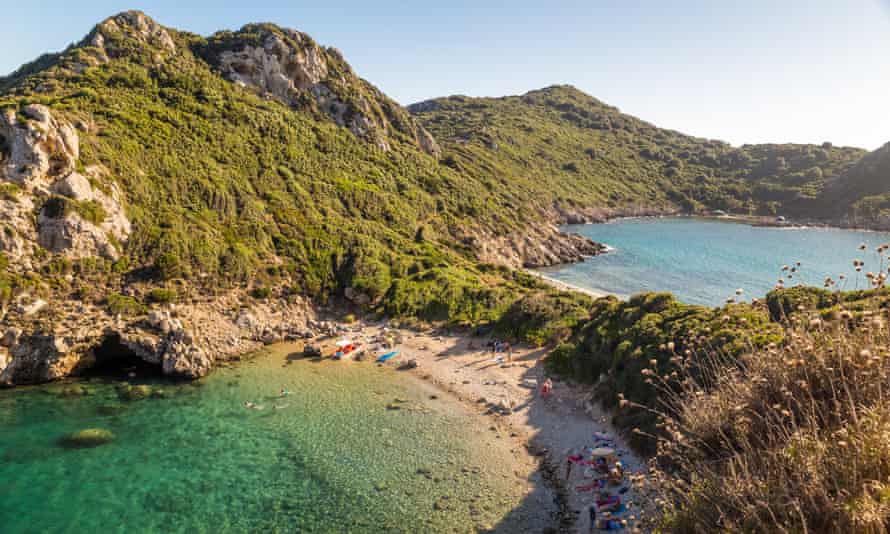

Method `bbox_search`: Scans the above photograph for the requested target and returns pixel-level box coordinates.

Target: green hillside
[410,86,869,219]
[0,12,557,324]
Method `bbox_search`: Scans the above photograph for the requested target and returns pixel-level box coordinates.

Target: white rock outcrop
[214,28,440,156]
[1,104,79,189]
[0,104,131,261]
[94,11,176,55]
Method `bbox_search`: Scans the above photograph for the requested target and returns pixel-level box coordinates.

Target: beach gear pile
[566,431,634,531]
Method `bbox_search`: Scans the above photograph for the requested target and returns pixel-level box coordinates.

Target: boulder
[344,287,371,306]
[52,172,94,201]
[117,383,152,401]
[212,28,439,156]
[38,211,121,261]
[20,299,48,317]
[1,327,21,347]
[59,384,92,397]
[161,330,212,379]
[235,311,257,330]
[58,428,115,449]
[2,334,81,384]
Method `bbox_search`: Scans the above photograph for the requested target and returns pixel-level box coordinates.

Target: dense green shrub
[250,286,272,299]
[105,293,147,316]
[547,293,783,453]
[146,287,177,304]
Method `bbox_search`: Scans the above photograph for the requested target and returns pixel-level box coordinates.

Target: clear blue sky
[4,1,889,149]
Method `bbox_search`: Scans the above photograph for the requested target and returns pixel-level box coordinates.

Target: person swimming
[244,401,265,410]
[279,387,290,397]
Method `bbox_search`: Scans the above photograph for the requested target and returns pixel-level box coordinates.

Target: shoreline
[527,270,615,300]
[565,210,890,234]
[320,320,648,533]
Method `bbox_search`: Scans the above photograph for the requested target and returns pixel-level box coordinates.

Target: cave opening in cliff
[84,333,163,379]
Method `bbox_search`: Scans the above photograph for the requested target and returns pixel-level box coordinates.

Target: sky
[3,1,889,150]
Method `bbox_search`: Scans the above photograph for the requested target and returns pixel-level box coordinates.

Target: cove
[539,217,890,307]
[0,345,537,533]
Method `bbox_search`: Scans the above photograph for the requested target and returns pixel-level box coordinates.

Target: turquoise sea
[0,346,539,533]
[540,217,890,306]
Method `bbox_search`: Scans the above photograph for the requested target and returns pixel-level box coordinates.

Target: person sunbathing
[540,378,553,398]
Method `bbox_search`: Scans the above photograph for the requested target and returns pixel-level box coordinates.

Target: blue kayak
[376,350,399,363]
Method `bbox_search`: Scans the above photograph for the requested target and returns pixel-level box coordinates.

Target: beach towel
[596,495,621,509]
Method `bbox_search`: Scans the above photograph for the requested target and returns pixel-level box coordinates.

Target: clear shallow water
[540,217,890,307]
[0,346,533,533]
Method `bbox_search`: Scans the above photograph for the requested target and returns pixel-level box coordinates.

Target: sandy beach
[526,271,614,301]
[313,321,647,533]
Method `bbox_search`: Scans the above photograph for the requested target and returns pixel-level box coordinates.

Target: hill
[409,85,871,220]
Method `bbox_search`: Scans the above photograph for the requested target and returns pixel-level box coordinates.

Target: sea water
[0,346,537,533]
[539,217,890,306]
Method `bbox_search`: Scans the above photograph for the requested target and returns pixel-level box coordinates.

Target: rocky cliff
[199,24,440,156]
[0,104,130,266]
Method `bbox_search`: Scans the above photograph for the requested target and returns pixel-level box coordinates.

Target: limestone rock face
[37,212,118,260]
[1,334,82,384]
[38,173,131,260]
[210,26,439,157]
[0,104,130,262]
[464,223,607,269]
[161,330,212,379]
[1,104,79,189]
[94,11,176,55]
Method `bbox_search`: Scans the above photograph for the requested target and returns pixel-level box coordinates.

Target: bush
[251,286,272,299]
[0,183,19,201]
[146,287,177,304]
[651,312,890,533]
[154,252,183,281]
[105,293,147,316]
[41,196,107,224]
[495,290,593,346]
[546,292,782,453]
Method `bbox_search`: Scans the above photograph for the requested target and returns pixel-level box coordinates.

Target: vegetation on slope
[0,13,547,318]
[825,142,890,222]
[651,295,890,532]
[411,86,870,219]
[546,293,783,452]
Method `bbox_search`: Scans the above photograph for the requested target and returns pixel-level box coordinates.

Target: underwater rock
[117,383,152,401]
[59,428,115,448]
[58,384,91,397]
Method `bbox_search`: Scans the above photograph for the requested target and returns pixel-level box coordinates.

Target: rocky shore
[0,289,318,386]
